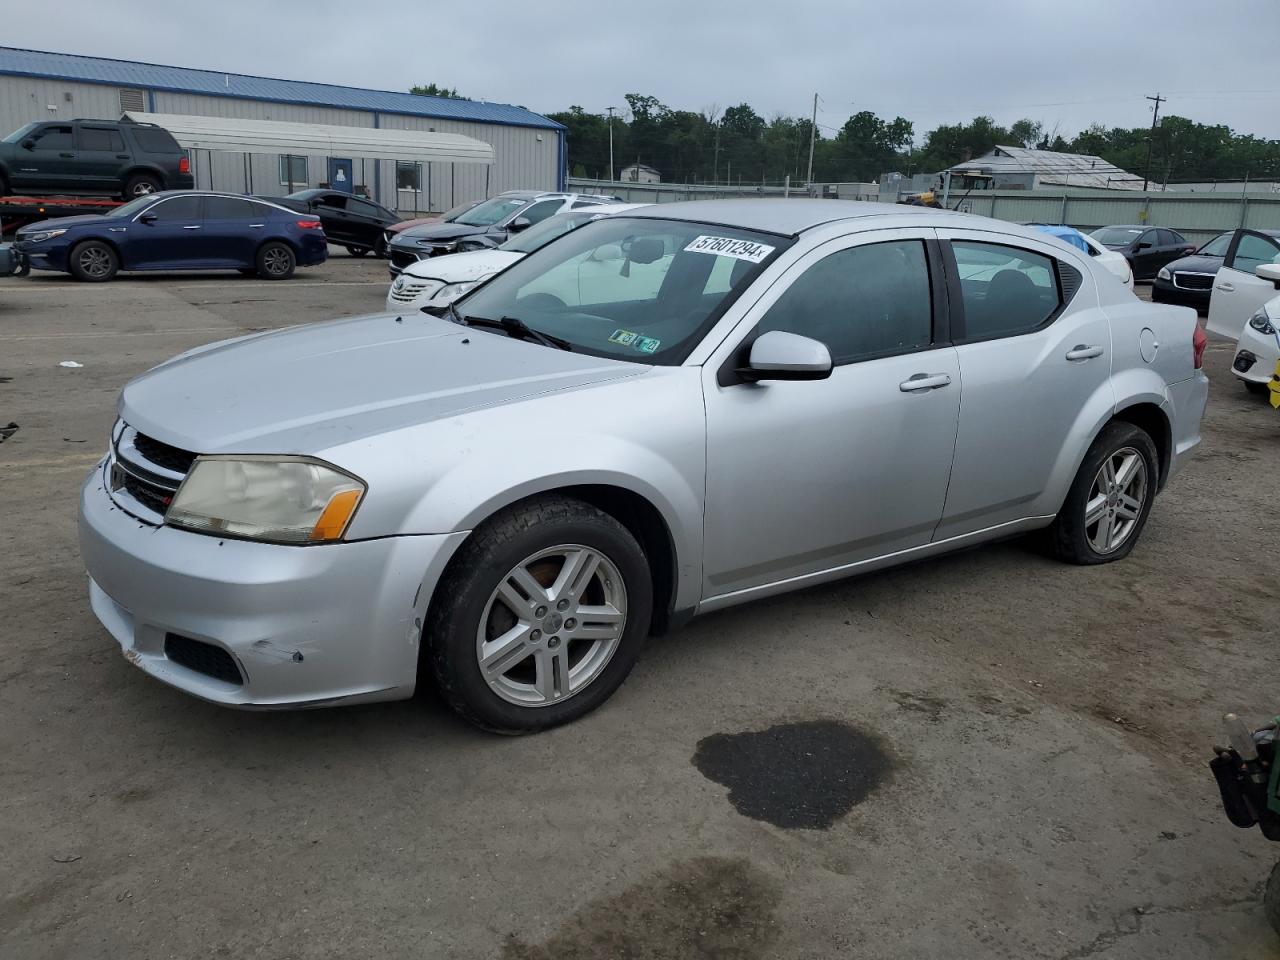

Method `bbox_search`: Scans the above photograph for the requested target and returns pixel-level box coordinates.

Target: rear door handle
[899,373,952,392]
[1217,281,1235,292]
[115,154,130,159]
[58,152,75,158]
[1065,344,1103,361]
[248,223,265,228]
[182,225,201,230]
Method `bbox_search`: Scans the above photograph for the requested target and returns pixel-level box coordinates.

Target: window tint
[756,240,932,364]
[132,128,182,153]
[1232,233,1280,273]
[347,198,380,218]
[520,199,564,226]
[145,196,202,221]
[316,194,346,210]
[1156,229,1179,246]
[952,241,1060,340]
[1199,233,1233,257]
[32,125,74,149]
[78,127,125,152]
[205,196,263,220]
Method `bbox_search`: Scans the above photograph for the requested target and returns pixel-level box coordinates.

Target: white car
[1080,233,1134,290]
[1202,231,1280,391]
[386,203,649,312]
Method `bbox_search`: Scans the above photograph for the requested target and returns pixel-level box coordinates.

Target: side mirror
[1137,241,1153,250]
[589,243,623,262]
[508,216,532,233]
[139,212,158,224]
[739,331,833,382]
[21,138,35,150]
[1256,263,1280,289]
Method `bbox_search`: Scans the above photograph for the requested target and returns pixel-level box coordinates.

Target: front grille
[390,250,419,270]
[132,432,197,474]
[389,278,442,304]
[121,472,173,514]
[1173,272,1214,291]
[164,634,243,685]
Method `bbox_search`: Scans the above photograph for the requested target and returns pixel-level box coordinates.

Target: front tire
[1048,421,1158,565]
[255,241,295,280]
[426,496,653,734]
[68,240,119,282]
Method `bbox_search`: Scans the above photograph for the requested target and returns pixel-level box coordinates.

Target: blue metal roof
[0,47,564,131]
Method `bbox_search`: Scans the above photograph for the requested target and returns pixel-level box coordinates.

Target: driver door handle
[182,225,202,230]
[1065,344,1103,361]
[899,373,952,392]
[1217,281,1235,292]
[58,152,75,158]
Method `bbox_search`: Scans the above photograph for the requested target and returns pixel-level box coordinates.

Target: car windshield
[106,195,166,219]
[441,200,480,222]
[499,212,599,254]
[1092,227,1143,244]
[1198,233,1233,257]
[454,197,533,227]
[3,122,37,144]
[456,217,790,365]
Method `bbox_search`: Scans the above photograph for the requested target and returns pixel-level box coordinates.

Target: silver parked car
[79,200,1209,733]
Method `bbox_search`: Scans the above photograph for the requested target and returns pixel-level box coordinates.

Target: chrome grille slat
[106,420,198,524]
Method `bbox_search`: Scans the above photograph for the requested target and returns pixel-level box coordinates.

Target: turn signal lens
[1193,325,1207,370]
[179,156,190,174]
[310,489,362,542]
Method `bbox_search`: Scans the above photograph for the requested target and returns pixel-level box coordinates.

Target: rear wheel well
[1112,403,1171,488]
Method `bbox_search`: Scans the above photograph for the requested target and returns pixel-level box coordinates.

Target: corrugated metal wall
[0,76,559,213]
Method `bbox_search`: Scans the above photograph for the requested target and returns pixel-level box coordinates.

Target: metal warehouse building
[0,47,565,213]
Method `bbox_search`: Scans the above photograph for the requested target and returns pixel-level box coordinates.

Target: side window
[571,200,603,209]
[1200,233,1233,257]
[204,197,260,220]
[520,200,563,225]
[1156,229,1179,247]
[32,125,74,150]
[1231,234,1280,274]
[1138,230,1159,247]
[145,196,203,221]
[756,240,933,364]
[78,128,126,152]
[952,241,1060,340]
[347,198,379,218]
[317,194,346,210]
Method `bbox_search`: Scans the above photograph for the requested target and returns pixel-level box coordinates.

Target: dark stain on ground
[693,720,893,829]
[501,856,780,960]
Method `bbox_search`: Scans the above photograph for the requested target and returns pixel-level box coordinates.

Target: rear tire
[1048,421,1158,565]
[1266,861,1280,937]
[255,241,295,280]
[123,173,161,198]
[67,240,119,282]
[426,495,653,734]
[346,245,369,258]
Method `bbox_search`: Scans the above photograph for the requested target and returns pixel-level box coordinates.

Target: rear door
[1207,230,1280,339]
[75,124,127,190]
[10,123,77,191]
[202,195,268,266]
[126,194,206,268]
[1132,229,1163,279]
[934,228,1112,539]
[313,194,354,244]
[343,197,389,249]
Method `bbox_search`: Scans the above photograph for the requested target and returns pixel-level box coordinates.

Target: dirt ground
[1,256,1278,959]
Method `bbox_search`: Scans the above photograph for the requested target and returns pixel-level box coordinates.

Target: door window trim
[130,195,205,222]
[940,238,1074,345]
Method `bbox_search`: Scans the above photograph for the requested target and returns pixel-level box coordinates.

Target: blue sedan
[12,191,329,282]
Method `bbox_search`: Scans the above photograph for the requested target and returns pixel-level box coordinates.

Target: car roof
[625,199,941,236]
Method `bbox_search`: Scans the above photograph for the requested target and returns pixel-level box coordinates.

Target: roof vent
[119,88,146,113]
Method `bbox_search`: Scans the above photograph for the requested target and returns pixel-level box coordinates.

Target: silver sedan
[79,200,1208,732]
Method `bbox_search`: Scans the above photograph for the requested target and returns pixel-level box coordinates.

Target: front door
[10,123,78,192]
[1206,230,1280,340]
[328,158,353,194]
[125,194,206,268]
[701,230,961,600]
[934,229,1114,539]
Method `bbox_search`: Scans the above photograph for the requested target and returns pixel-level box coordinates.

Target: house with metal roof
[941,145,1143,191]
[0,47,566,212]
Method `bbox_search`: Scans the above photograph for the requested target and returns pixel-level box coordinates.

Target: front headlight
[436,276,491,302]
[1249,310,1276,335]
[166,456,366,544]
[23,228,67,243]
[1156,266,1171,281]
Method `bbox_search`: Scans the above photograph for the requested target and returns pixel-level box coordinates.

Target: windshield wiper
[461,314,573,351]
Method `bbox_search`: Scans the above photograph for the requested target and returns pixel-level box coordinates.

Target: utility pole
[605,106,617,182]
[805,93,818,191]
[713,122,721,185]
[1142,93,1165,192]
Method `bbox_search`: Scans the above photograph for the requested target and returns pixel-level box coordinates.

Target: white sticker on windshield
[683,235,775,263]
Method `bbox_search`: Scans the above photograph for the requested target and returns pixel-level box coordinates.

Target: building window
[396,161,422,190]
[279,155,308,186]
[119,88,146,113]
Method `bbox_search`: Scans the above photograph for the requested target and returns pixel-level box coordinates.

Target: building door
[328,158,354,194]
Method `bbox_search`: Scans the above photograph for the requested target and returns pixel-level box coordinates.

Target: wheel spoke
[1114,452,1140,490]
[1092,511,1114,551]
[551,548,600,601]
[573,603,624,641]
[533,646,571,701]
[479,624,533,679]
[1101,458,1118,491]
[502,566,549,615]
[1116,494,1142,521]
[1084,493,1108,527]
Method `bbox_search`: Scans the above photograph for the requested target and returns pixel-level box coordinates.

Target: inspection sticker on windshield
[683,235,775,263]
[609,329,661,354]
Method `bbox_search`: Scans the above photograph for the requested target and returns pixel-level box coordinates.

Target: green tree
[409,83,468,100]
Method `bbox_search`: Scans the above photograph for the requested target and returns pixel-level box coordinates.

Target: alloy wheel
[131,181,157,196]
[1084,446,1148,554]
[78,247,112,279]
[476,544,627,707]
[263,248,290,275]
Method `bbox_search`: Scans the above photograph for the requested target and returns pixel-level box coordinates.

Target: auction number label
[683,235,775,263]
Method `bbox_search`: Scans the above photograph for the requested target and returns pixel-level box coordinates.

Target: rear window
[130,127,183,154]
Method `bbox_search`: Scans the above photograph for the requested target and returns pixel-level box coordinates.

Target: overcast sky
[8,1,1280,141]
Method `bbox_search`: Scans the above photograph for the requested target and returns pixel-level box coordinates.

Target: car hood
[393,222,491,244]
[16,214,111,234]
[119,314,645,454]
[1161,253,1223,274]
[400,249,524,282]
[387,217,442,234]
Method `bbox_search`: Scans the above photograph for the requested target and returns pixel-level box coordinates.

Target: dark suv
[0,119,194,199]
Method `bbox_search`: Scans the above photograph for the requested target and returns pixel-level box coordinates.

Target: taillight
[178,156,190,174]
[1193,325,1207,369]
[297,220,322,230]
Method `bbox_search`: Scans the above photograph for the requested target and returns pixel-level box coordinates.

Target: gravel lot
[1,257,1278,959]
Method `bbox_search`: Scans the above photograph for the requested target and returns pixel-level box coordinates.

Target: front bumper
[12,239,69,273]
[0,244,22,276]
[1151,277,1211,310]
[1231,322,1280,386]
[78,460,466,709]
